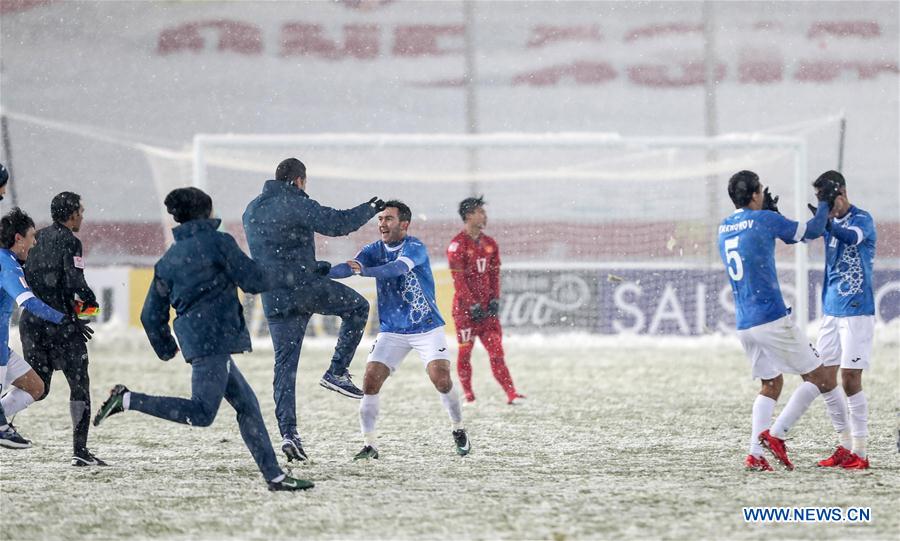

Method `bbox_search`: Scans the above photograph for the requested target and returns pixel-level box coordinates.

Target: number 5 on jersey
[724,237,744,281]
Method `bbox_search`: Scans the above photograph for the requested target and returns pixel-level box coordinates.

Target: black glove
[469,303,486,322]
[487,298,500,317]
[762,187,780,214]
[69,314,94,343]
[315,260,332,276]
[813,176,841,208]
[368,197,386,212]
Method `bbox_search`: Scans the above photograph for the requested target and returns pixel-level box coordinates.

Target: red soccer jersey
[447,231,501,316]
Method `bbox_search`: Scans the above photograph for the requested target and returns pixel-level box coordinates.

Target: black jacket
[141,219,270,361]
[242,180,377,318]
[20,223,96,336]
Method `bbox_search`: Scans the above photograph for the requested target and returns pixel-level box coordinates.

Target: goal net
[191,132,814,336]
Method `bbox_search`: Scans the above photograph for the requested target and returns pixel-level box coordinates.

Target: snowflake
[835,244,863,297]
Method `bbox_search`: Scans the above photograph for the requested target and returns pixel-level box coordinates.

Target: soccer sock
[770,381,820,439]
[820,386,850,446]
[489,357,516,397]
[749,394,776,457]
[0,386,35,417]
[847,391,869,457]
[439,385,463,429]
[456,344,474,397]
[70,400,90,453]
[123,392,132,411]
[359,393,380,445]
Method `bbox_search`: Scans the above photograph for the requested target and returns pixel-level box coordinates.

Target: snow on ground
[1,338,898,540]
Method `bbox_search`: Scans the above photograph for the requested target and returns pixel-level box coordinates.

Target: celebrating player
[0,205,65,449]
[93,187,313,491]
[447,196,523,404]
[243,158,383,462]
[718,170,845,471]
[811,171,877,470]
[17,192,102,465]
[328,200,470,459]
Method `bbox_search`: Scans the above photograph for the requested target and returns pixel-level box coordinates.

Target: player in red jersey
[447,196,524,405]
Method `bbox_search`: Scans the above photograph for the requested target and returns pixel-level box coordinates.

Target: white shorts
[737,314,821,380]
[816,315,874,370]
[2,350,33,389]
[366,327,450,374]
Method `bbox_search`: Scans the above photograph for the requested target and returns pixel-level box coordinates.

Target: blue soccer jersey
[718,209,806,330]
[1,249,37,367]
[355,236,445,334]
[822,205,876,317]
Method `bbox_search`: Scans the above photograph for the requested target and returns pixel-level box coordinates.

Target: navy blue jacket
[242,180,377,318]
[141,219,270,361]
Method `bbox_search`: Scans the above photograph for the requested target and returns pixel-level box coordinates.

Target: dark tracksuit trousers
[268,276,369,438]
[128,354,282,482]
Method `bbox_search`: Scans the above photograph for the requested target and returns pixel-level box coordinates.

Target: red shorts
[453,314,501,344]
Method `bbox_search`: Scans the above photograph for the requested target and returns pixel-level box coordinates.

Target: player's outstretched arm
[801,201,830,240]
[302,198,381,238]
[20,297,65,325]
[140,272,178,361]
[360,260,411,279]
[328,261,356,279]
[0,262,64,324]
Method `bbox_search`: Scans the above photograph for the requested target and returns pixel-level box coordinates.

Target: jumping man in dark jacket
[93,187,313,491]
[242,157,383,462]
[19,192,102,465]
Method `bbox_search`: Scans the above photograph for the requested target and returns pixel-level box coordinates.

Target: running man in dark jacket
[242,157,382,462]
[93,187,313,491]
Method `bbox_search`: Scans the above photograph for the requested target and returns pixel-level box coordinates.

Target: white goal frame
[192,132,810,334]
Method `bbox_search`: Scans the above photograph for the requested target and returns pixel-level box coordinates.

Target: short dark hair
[728,170,762,208]
[51,192,82,223]
[164,187,213,224]
[0,207,35,249]
[458,195,485,221]
[384,200,411,223]
[276,158,306,183]
[0,162,8,187]
[815,170,846,188]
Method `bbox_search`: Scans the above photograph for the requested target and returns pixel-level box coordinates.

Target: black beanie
[276,158,306,183]
[165,187,212,224]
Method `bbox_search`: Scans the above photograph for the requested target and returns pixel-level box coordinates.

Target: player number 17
[724,237,744,281]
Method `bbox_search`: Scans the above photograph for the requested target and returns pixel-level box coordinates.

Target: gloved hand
[487,298,500,317]
[69,314,94,343]
[315,260,332,276]
[762,187,780,214]
[813,176,841,208]
[470,303,486,322]
[368,197,386,212]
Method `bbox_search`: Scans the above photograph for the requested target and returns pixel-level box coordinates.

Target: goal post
[191,131,810,336]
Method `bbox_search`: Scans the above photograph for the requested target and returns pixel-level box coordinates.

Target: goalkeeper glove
[368,197,386,212]
[68,314,94,343]
[314,260,332,276]
[487,298,500,317]
[762,187,780,214]
[469,303,486,322]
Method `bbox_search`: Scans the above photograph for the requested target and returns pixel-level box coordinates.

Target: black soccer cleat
[72,448,108,467]
[281,433,309,462]
[353,445,379,461]
[452,429,470,456]
[93,384,129,427]
[319,371,363,399]
[268,475,315,491]
[0,424,32,449]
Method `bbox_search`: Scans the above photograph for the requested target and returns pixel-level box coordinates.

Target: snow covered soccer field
[2,333,898,540]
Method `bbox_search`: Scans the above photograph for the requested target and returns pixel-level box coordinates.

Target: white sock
[123,392,132,411]
[847,391,868,457]
[439,385,463,428]
[270,473,285,483]
[820,386,849,445]
[359,393,380,442]
[771,381,820,439]
[750,395,776,457]
[0,387,35,417]
[364,431,377,447]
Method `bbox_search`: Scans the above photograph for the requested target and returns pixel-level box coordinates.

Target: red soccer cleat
[817,445,852,467]
[507,393,526,405]
[759,429,794,470]
[840,453,869,470]
[463,392,476,403]
[744,454,774,472]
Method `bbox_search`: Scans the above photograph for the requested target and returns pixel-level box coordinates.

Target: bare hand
[347,260,362,274]
[830,194,849,218]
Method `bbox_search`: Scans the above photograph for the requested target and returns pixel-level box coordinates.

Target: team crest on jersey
[73,256,85,269]
[448,242,459,253]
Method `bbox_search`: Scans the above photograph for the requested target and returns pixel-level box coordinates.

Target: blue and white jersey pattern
[355,236,444,334]
[0,249,36,367]
[822,205,876,317]
[718,209,804,330]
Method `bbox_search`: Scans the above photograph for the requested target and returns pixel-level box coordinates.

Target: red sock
[457,343,474,399]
